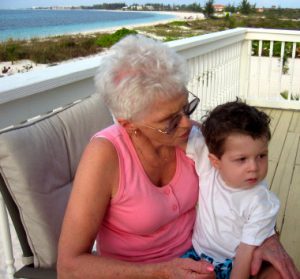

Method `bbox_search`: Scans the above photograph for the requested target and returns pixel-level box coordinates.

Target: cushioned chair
[0,93,113,279]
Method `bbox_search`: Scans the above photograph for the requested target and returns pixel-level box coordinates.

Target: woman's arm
[230,243,256,279]
[57,138,215,279]
[251,234,300,279]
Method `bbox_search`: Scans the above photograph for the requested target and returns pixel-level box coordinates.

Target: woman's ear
[208,153,221,169]
[117,118,136,133]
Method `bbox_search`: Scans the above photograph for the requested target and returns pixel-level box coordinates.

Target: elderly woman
[57,35,298,279]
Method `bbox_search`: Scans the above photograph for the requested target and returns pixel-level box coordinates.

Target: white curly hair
[94,34,188,120]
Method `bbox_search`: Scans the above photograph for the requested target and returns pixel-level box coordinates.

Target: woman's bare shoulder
[81,136,118,165]
[73,136,119,196]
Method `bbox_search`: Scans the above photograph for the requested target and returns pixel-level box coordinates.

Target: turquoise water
[0,9,175,41]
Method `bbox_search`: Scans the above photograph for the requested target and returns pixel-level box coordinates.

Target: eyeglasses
[142,91,200,135]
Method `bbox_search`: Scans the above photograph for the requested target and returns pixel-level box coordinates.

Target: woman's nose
[180,114,192,127]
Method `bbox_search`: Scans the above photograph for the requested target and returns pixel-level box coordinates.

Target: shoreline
[0,11,204,77]
[0,10,203,42]
[76,11,204,36]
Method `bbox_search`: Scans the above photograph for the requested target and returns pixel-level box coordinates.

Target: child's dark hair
[201,99,271,158]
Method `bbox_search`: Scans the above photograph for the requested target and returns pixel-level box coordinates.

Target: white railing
[1,27,300,278]
[0,55,103,131]
[244,28,300,109]
[166,28,246,119]
[166,27,300,119]
[1,27,300,131]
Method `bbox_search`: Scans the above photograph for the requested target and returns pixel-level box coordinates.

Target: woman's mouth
[179,128,191,139]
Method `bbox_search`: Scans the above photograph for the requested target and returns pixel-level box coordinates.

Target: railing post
[239,39,251,100]
[0,192,15,279]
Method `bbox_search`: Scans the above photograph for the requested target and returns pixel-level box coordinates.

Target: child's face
[209,134,269,189]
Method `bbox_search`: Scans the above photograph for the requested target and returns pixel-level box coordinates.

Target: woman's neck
[130,131,175,167]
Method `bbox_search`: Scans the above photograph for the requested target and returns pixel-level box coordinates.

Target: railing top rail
[245,27,300,42]
[0,55,103,105]
[0,28,248,106]
[165,28,247,50]
[1,27,299,109]
[165,28,247,60]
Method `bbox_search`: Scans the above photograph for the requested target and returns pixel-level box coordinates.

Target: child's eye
[236,157,246,162]
[259,154,267,159]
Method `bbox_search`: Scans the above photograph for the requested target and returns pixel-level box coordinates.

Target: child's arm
[230,242,256,279]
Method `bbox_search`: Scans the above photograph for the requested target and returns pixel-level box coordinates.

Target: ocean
[0,9,175,41]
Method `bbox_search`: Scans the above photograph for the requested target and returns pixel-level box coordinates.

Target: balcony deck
[1,27,300,278]
[261,108,300,269]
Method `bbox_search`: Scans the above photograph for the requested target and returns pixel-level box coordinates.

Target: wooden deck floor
[260,108,300,270]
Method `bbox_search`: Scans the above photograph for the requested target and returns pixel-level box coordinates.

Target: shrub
[169,21,189,27]
[96,28,137,48]
[0,35,101,64]
[0,39,27,63]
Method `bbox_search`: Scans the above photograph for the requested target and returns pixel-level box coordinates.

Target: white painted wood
[257,40,263,98]
[247,99,300,110]
[0,55,103,105]
[0,27,300,130]
[245,28,300,42]
[279,42,285,98]
[267,41,274,98]
[0,193,15,279]
[166,28,246,59]
[289,43,297,100]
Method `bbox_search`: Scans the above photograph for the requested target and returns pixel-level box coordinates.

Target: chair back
[0,93,113,277]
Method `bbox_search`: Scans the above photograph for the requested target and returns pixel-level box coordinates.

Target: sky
[0,0,299,9]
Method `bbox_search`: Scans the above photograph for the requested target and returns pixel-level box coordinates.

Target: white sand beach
[77,11,205,35]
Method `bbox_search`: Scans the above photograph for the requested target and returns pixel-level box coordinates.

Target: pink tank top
[95,125,198,263]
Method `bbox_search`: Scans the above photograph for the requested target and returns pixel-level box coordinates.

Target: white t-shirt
[186,126,280,263]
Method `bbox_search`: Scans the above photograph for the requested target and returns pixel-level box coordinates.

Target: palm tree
[204,0,215,18]
[238,0,255,14]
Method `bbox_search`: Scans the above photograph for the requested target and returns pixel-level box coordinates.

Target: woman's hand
[161,258,215,279]
[250,234,300,279]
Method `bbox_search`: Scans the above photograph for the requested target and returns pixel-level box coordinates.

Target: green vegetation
[280,90,300,100]
[80,2,204,12]
[136,21,206,42]
[1,8,300,65]
[263,8,300,20]
[136,15,300,40]
[96,28,137,48]
[225,4,237,13]
[204,0,215,19]
[251,40,300,73]
[251,41,299,58]
[81,2,125,10]
[0,28,137,64]
[0,35,101,64]
[238,0,256,15]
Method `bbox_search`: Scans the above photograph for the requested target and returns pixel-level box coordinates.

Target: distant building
[256,8,264,13]
[213,4,225,12]
[145,5,154,11]
[131,5,143,11]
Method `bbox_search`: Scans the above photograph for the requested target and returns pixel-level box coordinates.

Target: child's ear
[208,153,221,169]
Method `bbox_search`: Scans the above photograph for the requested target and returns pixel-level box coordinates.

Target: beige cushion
[0,93,113,268]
